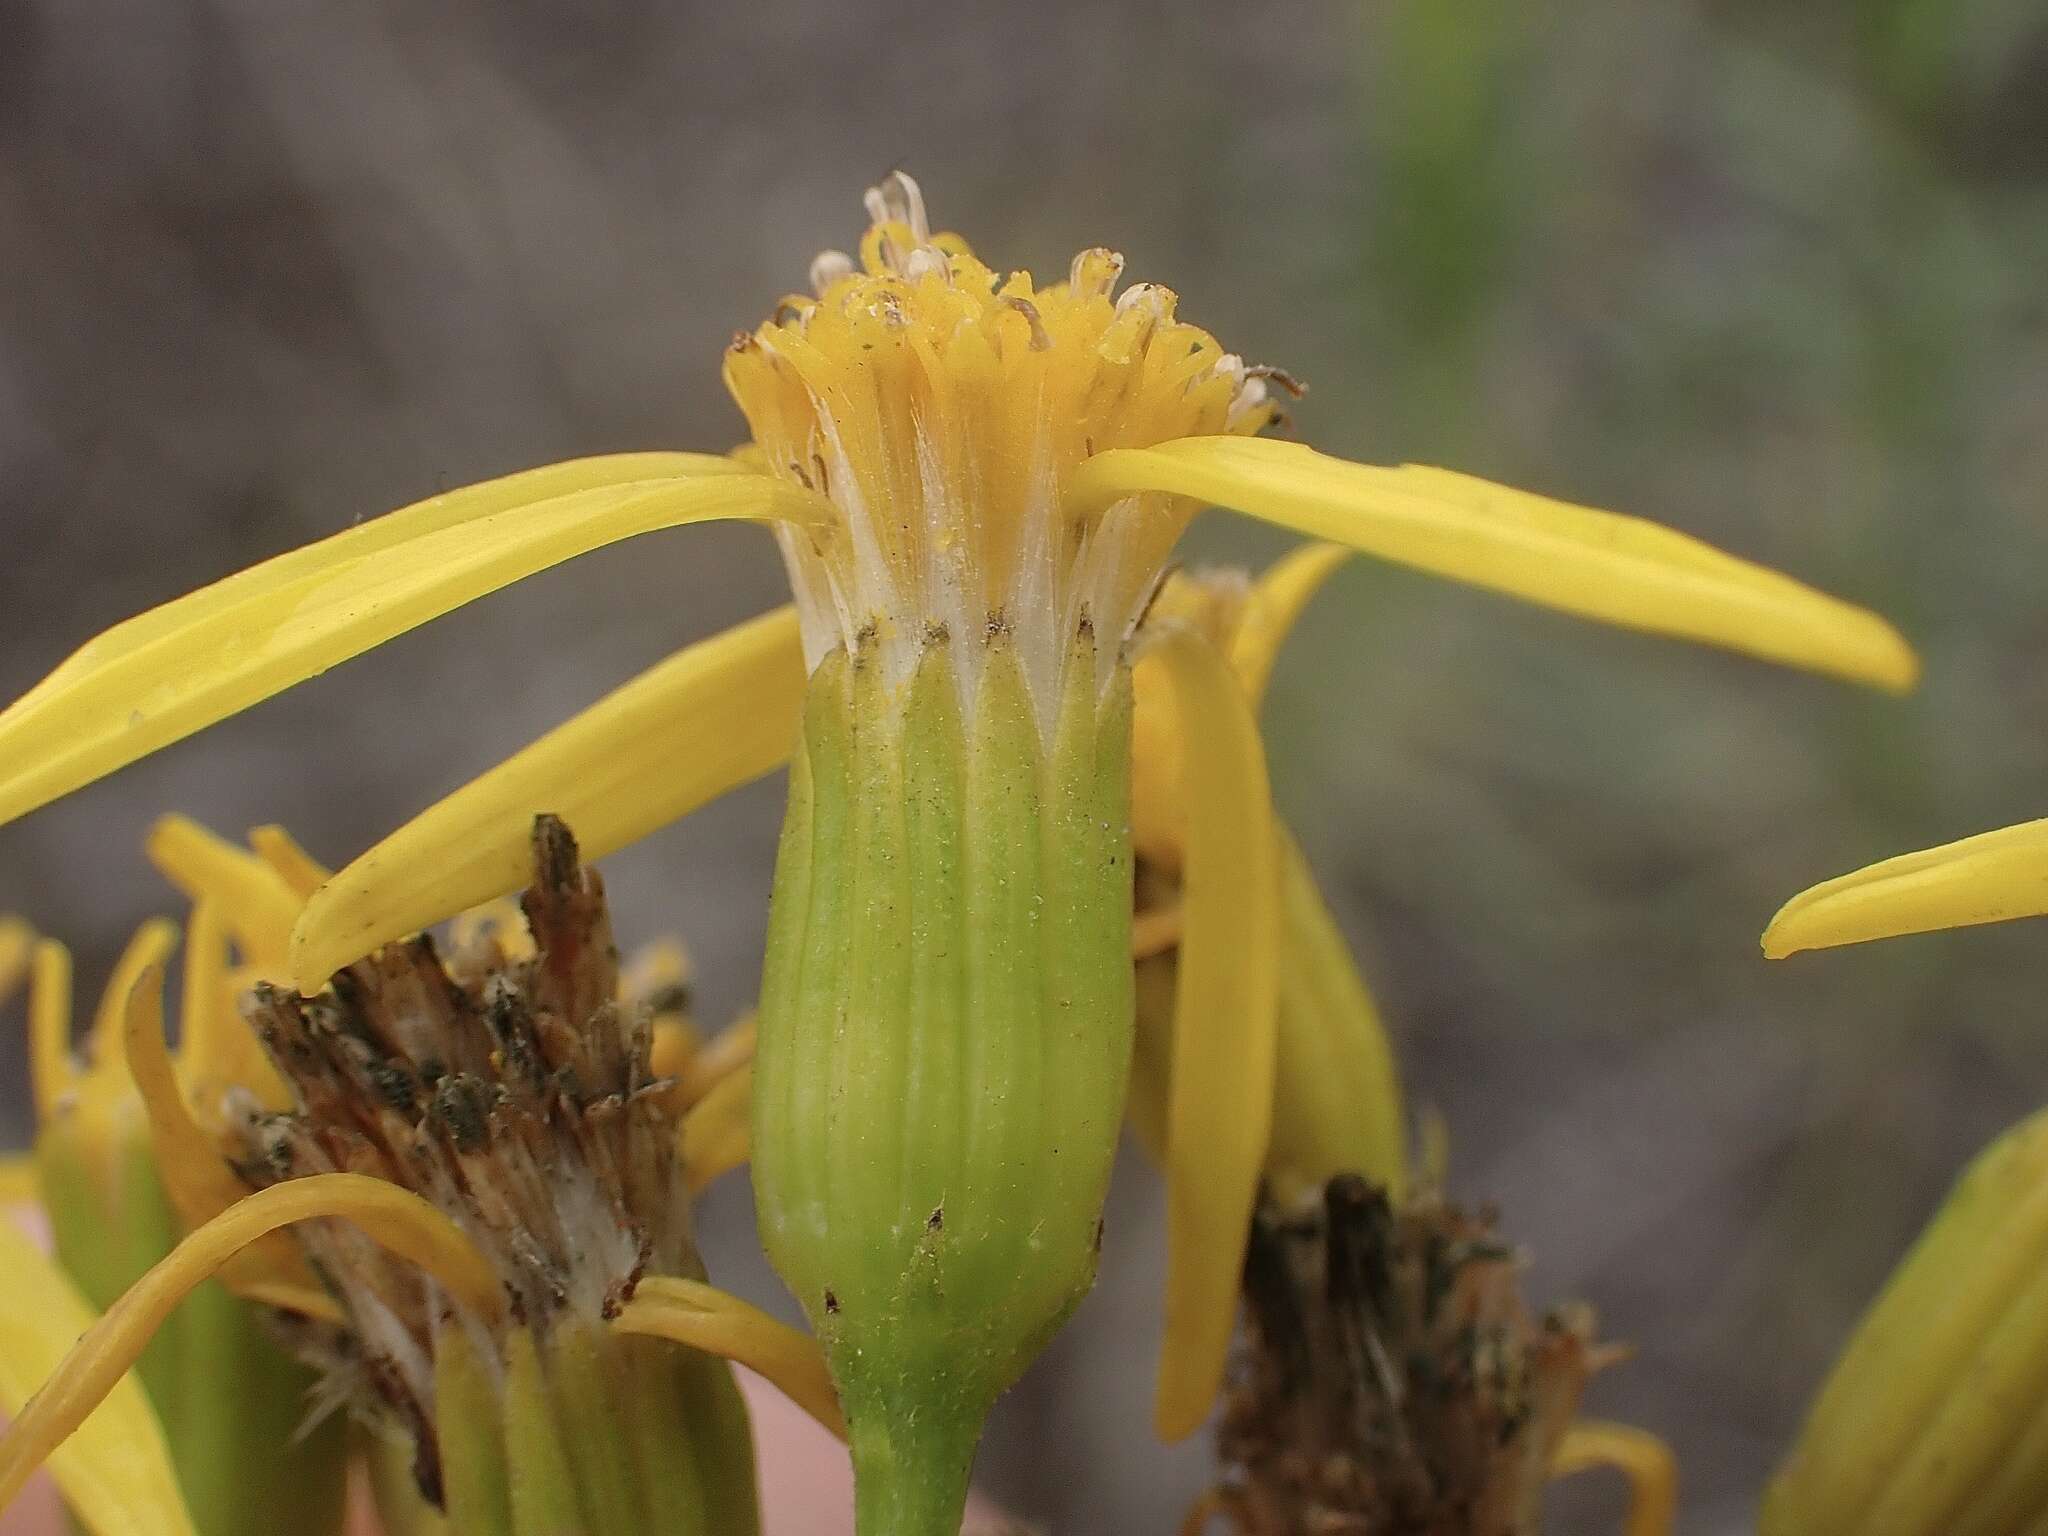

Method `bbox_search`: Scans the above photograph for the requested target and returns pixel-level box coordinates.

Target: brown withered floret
[1198,1176,1608,1536]
[230,816,701,1498]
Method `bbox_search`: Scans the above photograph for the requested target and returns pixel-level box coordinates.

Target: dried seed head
[230,817,700,1484]
[1208,1175,1608,1536]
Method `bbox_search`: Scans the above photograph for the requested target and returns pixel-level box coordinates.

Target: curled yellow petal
[680,1067,752,1195]
[147,815,300,966]
[1229,541,1350,706]
[0,1217,200,1536]
[1131,905,1183,961]
[1072,437,1918,693]
[0,464,815,830]
[291,606,807,988]
[1764,816,2048,958]
[1148,629,1281,1442]
[1129,648,1187,871]
[1267,829,1407,1202]
[247,825,331,900]
[85,920,179,1077]
[0,918,31,1008]
[121,954,290,1286]
[174,899,288,1118]
[674,1015,756,1108]
[27,940,73,1124]
[0,1155,36,1207]
[0,1172,500,1515]
[1553,1420,1678,1536]
[612,1275,844,1440]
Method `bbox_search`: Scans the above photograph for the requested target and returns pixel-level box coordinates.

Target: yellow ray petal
[147,814,301,968]
[121,954,260,1234]
[27,940,73,1124]
[1148,630,1281,1442]
[1229,541,1350,706]
[174,898,289,1118]
[612,1275,844,1441]
[0,467,817,829]
[1267,828,1407,1202]
[85,920,179,1076]
[0,1217,200,1536]
[247,825,331,900]
[1072,437,1918,693]
[674,1015,756,1108]
[680,1067,752,1195]
[1763,817,2048,958]
[0,1155,36,1207]
[1131,905,1182,961]
[1552,1421,1679,1536]
[0,917,32,1008]
[290,606,807,988]
[0,1172,501,1513]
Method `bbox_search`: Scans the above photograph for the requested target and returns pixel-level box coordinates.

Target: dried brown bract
[1201,1175,1605,1536]
[230,816,699,1495]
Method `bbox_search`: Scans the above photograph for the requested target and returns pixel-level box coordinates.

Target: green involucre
[754,623,1135,1536]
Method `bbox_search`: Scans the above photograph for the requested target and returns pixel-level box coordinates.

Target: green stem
[849,1404,982,1536]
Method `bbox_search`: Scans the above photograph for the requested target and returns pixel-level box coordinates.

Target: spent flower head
[0,818,838,1536]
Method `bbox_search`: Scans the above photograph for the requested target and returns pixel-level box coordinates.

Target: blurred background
[2,2,2045,1531]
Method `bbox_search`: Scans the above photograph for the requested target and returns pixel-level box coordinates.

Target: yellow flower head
[727,172,1278,719]
[1764,813,2048,957]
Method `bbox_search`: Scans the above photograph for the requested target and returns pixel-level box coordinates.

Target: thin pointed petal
[147,815,300,968]
[247,825,331,899]
[291,606,806,988]
[679,1067,752,1195]
[85,920,179,1076]
[0,1172,501,1513]
[28,941,74,1124]
[1764,817,2048,957]
[174,900,289,1117]
[1073,438,1918,693]
[0,467,814,828]
[1230,542,1350,706]
[1553,1421,1679,1536]
[1148,630,1281,1441]
[0,1218,200,1536]
[0,1155,35,1206]
[0,918,31,1008]
[674,1016,755,1109]
[613,1276,845,1440]
[121,956,261,1235]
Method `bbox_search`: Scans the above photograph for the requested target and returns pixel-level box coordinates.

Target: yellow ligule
[246,825,332,901]
[1230,542,1350,706]
[0,1172,502,1516]
[290,606,807,989]
[612,1275,845,1441]
[0,468,815,831]
[680,1067,753,1194]
[1071,437,1918,694]
[147,816,301,965]
[1764,816,2048,958]
[1552,1421,1678,1536]
[0,1217,200,1536]
[28,940,75,1124]
[1147,630,1281,1441]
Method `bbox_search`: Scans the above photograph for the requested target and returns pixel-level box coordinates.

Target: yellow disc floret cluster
[724,172,1283,727]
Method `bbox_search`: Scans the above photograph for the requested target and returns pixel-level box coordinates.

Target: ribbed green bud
[754,622,1135,1536]
[1763,1105,2048,1536]
[431,1321,759,1536]
[35,1115,349,1536]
